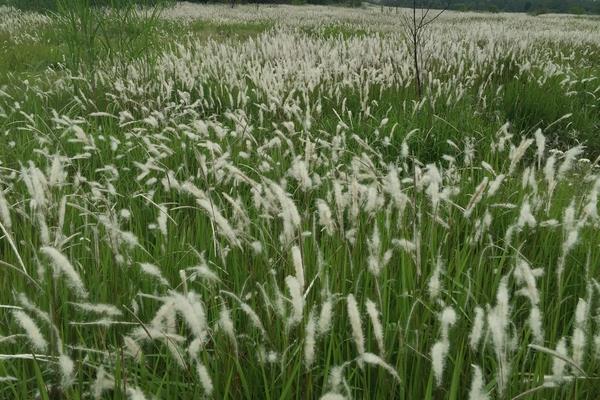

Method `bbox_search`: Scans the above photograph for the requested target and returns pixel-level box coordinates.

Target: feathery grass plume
[0,187,11,230]
[40,246,88,299]
[347,294,365,357]
[285,275,304,327]
[289,158,312,190]
[127,387,149,400]
[423,164,443,211]
[469,307,485,351]
[291,245,305,292]
[186,263,221,284]
[428,255,444,300]
[487,277,511,395]
[59,354,75,388]
[36,210,50,246]
[431,306,457,386]
[487,174,505,197]
[320,394,346,400]
[316,199,335,235]
[390,235,415,251]
[594,335,600,361]
[508,138,533,175]
[148,299,177,334]
[124,336,143,362]
[92,367,114,400]
[516,199,536,230]
[441,307,457,336]
[552,338,568,383]
[464,177,489,218]
[534,128,546,169]
[139,263,169,286]
[12,310,47,352]
[15,293,62,352]
[219,303,237,353]
[366,225,393,278]
[544,154,556,188]
[514,258,542,305]
[557,230,580,284]
[365,299,385,355]
[70,302,122,317]
[318,297,333,337]
[170,291,207,340]
[196,362,214,396]
[571,298,588,372]
[468,365,488,400]
[269,181,301,245]
[513,258,544,343]
[21,163,47,210]
[557,145,584,181]
[180,182,241,247]
[236,300,266,337]
[360,353,400,382]
[528,306,544,345]
[367,225,382,276]
[431,340,450,386]
[164,338,186,368]
[157,204,169,237]
[304,309,317,369]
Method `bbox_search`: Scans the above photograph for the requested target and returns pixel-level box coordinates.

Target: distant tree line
[378,0,600,14]
[3,0,598,14]
[186,0,364,6]
[183,0,600,13]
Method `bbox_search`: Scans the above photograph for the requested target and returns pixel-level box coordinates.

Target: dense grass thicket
[1,3,600,399]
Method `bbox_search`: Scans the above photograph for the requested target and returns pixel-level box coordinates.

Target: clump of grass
[1,4,600,400]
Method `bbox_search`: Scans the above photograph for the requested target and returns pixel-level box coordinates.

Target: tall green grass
[1,4,600,400]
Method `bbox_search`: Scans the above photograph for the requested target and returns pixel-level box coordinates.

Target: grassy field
[1,2,600,399]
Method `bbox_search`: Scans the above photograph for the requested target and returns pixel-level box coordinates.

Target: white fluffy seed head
[70,302,122,317]
[534,129,545,165]
[316,199,335,234]
[320,393,346,400]
[571,328,586,372]
[552,337,568,382]
[92,367,114,400]
[240,302,266,336]
[127,387,148,400]
[40,246,88,299]
[59,354,75,388]
[139,263,169,286]
[0,188,11,230]
[347,294,365,356]
[219,303,237,352]
[12,310,47,352]
[360,352,400,382]
[517,199,536,229]
[285,275,304,327]
[528,306,544,345]
[428,256,444,300]
[575,298,588,326]
[318,297,333,337]
[304,310,317,369]
[196,362,214,396]
[123,336,142,362]
[469,307,485,351]
[431,340,449,387]
[170,291,207,340]
[365,299,385,355]
[468,365,488,400]
[291,245,305,292]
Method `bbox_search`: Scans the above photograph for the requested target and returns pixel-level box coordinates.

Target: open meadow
[1,2,600,399]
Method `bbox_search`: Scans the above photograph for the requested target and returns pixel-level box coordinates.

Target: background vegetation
[1,2,600,399]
